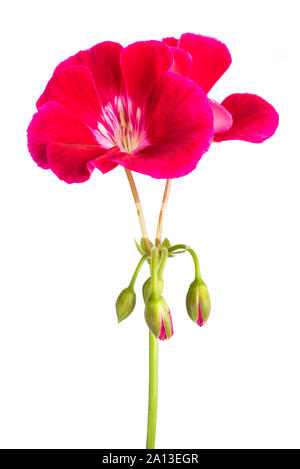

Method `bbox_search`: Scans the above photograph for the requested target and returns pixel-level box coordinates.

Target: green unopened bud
[142,276,164,303]
[145,293,173,340]
[186,279,211,327]
[116,287,136,323]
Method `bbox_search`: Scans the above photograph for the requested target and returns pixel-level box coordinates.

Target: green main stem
[146,330,158,449]
[125,171,171,450]
[146,247,159,449]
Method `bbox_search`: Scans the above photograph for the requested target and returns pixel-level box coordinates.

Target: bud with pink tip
[144,247,173,340]
[145,294,173,340]
[168,244,211,327]
[186,279,211,326]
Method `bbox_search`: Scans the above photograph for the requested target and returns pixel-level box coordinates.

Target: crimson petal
[210,99,233,134]
[112,72,213,178]
[162,37,179,47]
[47,144,119,183]
[55,41,123,107]
[37,66,101,129]
[27,102,104,171]
[170,47,192,76]
[214,93,279,143]
[179,33,232,93]
[120,41,173,106]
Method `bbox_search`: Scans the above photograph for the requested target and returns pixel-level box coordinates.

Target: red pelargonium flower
[27,41,214,183]
[163,33,279,143]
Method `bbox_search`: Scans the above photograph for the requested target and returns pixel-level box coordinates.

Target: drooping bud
[115,287,136,323]
[142,276,164,303]
[186,279,211,326]
[144,246,173,340]
[145,294,173,340]
[116,253,147,323]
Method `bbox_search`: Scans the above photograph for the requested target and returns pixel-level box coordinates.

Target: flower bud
[186,279,211,326]
[144,294,173,340]
[142,276,164,303]
[115,287,136,323]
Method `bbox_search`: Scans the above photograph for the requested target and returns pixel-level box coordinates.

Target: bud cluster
[115,239,211,341]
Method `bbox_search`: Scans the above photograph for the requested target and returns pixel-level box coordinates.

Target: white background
[0,0,298,449]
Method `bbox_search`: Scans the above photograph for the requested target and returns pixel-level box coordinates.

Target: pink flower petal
[87,147,120,174]
[162,36,179,47]
[196,303,204,327]
[158,320,168,340]
[179,33,232,93]
[210,99,233,133]
[158,310,174,340]
[112,72,213,178]
[213,93,279,143]
[120,41,173,106]
[27,102,101,169]
[37,66,101,129]
[47,143,118,183]
[170,47,192,76]
[56,41,123,106]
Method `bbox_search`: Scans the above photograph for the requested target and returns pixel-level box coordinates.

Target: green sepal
[161,238,171,249]
[141,238,153,253]
[134,239,144,255]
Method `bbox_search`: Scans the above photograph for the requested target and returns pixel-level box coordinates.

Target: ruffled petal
[210,99,233,133]
[213,93,279,143]
[27,102,102,169]
[112,72,214,178]
[120,41,173,106]
[170,47,192,76]
[55,41,123,106]
[179,33,232,93]
[47,144,119,183]
[36,66,101,129]
[162,36,179,47]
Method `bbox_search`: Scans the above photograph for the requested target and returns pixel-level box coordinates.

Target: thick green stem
[146,330,158,449]
[124,170,166,450]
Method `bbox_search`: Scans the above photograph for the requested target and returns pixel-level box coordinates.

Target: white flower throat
[95,97,147,152]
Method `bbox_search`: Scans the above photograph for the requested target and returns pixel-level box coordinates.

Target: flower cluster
[116,240,211,340]
[27,33,278,184]
[27,33,279,340]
